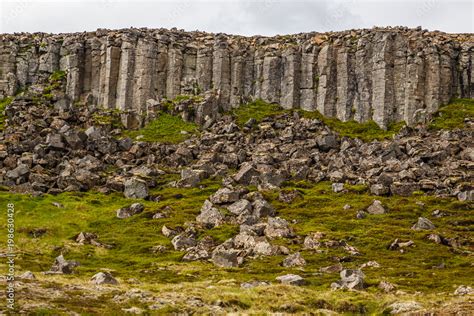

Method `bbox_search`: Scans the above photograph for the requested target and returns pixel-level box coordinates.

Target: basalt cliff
[1,26,473,128]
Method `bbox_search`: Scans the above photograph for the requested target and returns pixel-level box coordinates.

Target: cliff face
[0,27,473,128]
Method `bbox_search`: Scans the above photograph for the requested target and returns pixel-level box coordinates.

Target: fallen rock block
[90,272,118,285]
[275,274,306,286]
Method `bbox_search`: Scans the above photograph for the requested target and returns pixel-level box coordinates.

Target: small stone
[275,274,306,286]
[378,280,396,293]
[370,184,389,196]
[454,285,474,296]
[90,272,118,285]
[356,210,367,219]
[51,202,64,208]
[241,280,270,289]
[116,203,144,219]
[343,204,351,210]
[282,252,306,267]
[320,263,343,274]
[161,225,177,238]
[360,261,380,269]
[332,183,344,193]
[367,200,387,215]
[388,301,422,314]
[411,217,435,230]
[19,271,36,280]
[48,255,79,274]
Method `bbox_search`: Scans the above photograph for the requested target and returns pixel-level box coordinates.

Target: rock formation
[1,26,473,128]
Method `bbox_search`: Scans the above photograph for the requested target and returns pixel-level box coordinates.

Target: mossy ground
[0,97,13,130]
[122,112,198,143]
[429,98,474,130]
[0,180,472,314]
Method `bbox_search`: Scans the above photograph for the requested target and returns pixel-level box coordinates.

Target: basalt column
[299,44,318,111]
[316,44,337,117]
[212,38,231,110]
[280,47,301,110]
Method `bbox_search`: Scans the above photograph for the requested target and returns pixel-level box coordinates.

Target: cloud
[0,0,472,35]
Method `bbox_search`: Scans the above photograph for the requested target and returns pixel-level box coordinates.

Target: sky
[0,0,472,35]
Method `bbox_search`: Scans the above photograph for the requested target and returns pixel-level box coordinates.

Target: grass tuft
[429,98,474,130]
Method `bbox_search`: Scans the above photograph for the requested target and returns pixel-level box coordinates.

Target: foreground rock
[116,203,145,219]
[331,269,365,290]
[275,274,306,286]
[90,272,118,285]
[46,255,79,274]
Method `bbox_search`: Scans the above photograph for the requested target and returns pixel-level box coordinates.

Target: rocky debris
[370,184,389,196]
[171,232,197,251]
[240,281,270,289]
[332,183,345,193]
[331,269,365,290]
[303,232,324,250]
[265,217,294,239]
[116,203,145,219]
[209,187,241,204]
[227,199,252,215]
[121,307,144,315]
[211,247,243,268]
[196,200,224,228]
[360,261,380,269]
[150,245,167,253]
[233,163,259,185]
[278,189,303,203]
[19,271,36,280]
[182,236,215,261]
[90,272,118,285]
[457,190,474,201]
[123,178,149,199]
[356,210,367,219]
[46,255,79,274]
[454,285,474,295]
[282,252,306,267]
[426,234,457,247]
[378,280,396,293]
[388,239,415,251]
[74,231,112,248]
[366,200,387,215]
[275,274,306,286]
[161,225,179,238]
[387,301,423,314]
[411,217,435,230]
[320,263,343,274]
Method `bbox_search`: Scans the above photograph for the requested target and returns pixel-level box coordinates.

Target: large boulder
[227,199,252,215]
[211,248,242,268]
[90,272,118,285]
[196,200,224,227]
[123,177,149,199]
[331,269,365,290]
[411,217,435,230]
[234,162,259,185]
[265,217,294,239]
[209,187,240,204]
[275,274,306,286]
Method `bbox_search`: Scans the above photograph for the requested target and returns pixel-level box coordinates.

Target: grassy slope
[122,112,198,143]
[0,181,472,314]
[0,97,13,131]
[429,98,474,130]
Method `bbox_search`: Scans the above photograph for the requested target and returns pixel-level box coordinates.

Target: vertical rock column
[371,33,395,129]
[335,42,356,121]
[115,34,137,111]
[39,39,61,76]
[196,44,213,92]
[166,43,183,100]
[404,39,426,125]
[60,39,85,102]
[253,49,265,99]
[299,44,318,111]
[458,44,472,98]
[354,36,373,122]
[133,37,158,113]
[230,48,245,107]
[280,46,301,109]
[261,50,282,104]
[83,37,103,105]
[0,38,18,97]
[439,43,454,105]
[99,37,121,109]
[243,47,255,99]
[181,44,197,95]
[154,39,169,101]
[212,38,231,110]
[392,34,407,121]
[424,43,442,113]
[316,44,337,117]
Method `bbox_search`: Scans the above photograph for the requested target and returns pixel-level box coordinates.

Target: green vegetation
[300,110,406,142]
[233,99,288,126]
[123,112,198,143]
[43,70,66,95]
[0,96,12,130]
[92,109,124,129]
[429,98,474,130]
[0,180,472,313]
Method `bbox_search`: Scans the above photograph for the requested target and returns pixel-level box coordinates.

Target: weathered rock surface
[1,27,473,127]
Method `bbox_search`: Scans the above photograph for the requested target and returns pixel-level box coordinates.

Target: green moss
[123,112,198,143]
[429,98,474,130]
[233,99,288,126]
[0,96,13,130]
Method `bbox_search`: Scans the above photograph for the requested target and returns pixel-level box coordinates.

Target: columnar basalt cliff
[0,26,473,128]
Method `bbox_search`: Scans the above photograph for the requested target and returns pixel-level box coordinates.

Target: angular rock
[90,272,118,285]
[265,217,294,239]
[227,199,252,215]
[275,274,306,286]
[116,203,144,219]
[282,252,306,267]
[123,177,149,199]
[411,217,435,230]
[209,187,240,204]
[196,200,224,227]
[366,200,387,215]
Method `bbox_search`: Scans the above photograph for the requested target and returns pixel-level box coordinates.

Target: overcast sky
[0,0,472,35]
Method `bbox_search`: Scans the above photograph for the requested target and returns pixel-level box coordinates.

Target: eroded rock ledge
[0,26,473,128]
